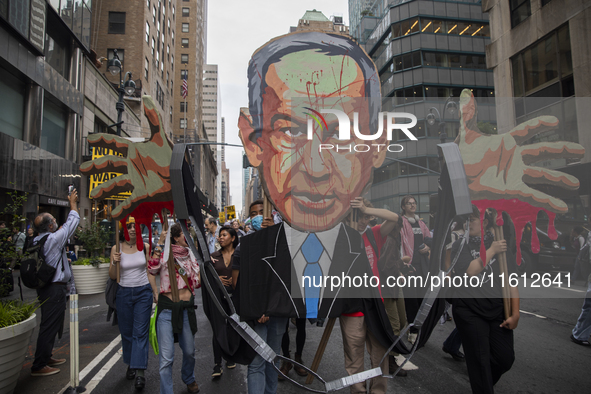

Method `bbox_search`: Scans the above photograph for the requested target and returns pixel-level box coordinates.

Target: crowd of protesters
[15,194,591,394]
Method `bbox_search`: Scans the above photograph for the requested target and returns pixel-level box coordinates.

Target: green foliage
[0,188,27,297]
[478,121,498,135]
[77,222,111,258]
[0,299,39,328]
[73,257,109,267]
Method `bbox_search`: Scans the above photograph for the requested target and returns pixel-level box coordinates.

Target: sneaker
[226,361,236,369]
[187,381,200,393]
[570,334,591,346]
[212,364,223,378]
[48,358,66,366]
[388,355,407,377]
[31,366,60,377]
[408,332,418,345]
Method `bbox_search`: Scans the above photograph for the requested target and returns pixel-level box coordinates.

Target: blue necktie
[302,233,324,319]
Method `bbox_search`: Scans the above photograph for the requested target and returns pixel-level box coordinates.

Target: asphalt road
[7,268,591,394]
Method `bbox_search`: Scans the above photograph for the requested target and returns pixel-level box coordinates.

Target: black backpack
[20,235,63,289]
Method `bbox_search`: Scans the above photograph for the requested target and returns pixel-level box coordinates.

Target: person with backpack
[30,189,79,377]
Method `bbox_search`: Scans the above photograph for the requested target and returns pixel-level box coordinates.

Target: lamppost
[426,97,458,144]
[106,49,136,136]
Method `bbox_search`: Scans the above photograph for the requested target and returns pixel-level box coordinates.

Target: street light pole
[426,96,458,144]
[106,49,136,136]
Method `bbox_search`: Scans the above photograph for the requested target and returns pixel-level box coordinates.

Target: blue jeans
[157,309,196,394]
[248,317,287,394]
[116,283,153,369]
[572,282,591,341]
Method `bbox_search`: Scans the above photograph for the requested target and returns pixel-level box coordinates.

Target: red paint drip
[472,199,557,267]
[120,201,175,251]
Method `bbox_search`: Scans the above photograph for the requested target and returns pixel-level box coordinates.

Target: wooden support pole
[305,317,336,384]
[263,195,272,218]
[491,212,511,320]
[115,211,120,283]
[162,209,180,302]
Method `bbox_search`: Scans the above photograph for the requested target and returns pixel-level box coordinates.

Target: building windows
[182,7,189,17]
[180,102,187,112]
[182,23,189,33]
[167,44,170,60]
[156,50,160,68]
[168,18,170,34]
[171,80,173,96]
[171,29,174,45]
[181,54,189,64]
[171,54,174,70]
[180,119,187,129]
[41,97,67,158]
[152,5,156,23]
[151,37,155,55]
[181,38,189,48]
[156,82,164,107]
[0,67,25,140]
[45,20,71,80]
[181,70,188,79]
[170,106,173,123]
[172,5,175,19]
[512,24,573,99]
[510,0,531,28]
[108,12,126,34]
[146,21,150,43]
[145,57,149,80]
[511,25,575,143]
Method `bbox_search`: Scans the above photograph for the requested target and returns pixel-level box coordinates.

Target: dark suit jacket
[238,222,405,352]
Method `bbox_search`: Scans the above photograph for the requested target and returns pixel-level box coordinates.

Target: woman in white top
[110,217,158,390]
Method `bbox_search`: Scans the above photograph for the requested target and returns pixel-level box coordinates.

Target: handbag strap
[173,260,193,293]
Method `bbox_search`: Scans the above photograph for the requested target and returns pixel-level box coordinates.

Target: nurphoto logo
[304,108,418,153]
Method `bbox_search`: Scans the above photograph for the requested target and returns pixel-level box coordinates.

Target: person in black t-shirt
[450,206,520,394]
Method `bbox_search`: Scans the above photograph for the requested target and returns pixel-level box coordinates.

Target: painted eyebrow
[270,114,304,131]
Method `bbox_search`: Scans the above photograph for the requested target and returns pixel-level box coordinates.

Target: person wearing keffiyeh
[148,223,201,394]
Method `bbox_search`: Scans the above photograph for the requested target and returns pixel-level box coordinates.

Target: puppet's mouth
[291,192,337,212]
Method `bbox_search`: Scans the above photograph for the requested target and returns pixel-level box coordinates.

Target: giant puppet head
[239,31,386,232]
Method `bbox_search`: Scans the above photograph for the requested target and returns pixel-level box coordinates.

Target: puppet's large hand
[81,96,173,220]
[456,90,584,213]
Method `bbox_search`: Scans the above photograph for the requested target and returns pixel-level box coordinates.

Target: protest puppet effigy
[80,96,175,250]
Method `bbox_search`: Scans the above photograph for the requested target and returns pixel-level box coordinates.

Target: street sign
[226,205,236,220]
[219,211,226,223]
[88,147,133,201]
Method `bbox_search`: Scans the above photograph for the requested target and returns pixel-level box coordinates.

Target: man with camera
[30,188,79,377]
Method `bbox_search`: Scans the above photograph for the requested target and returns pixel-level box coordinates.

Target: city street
[8,268,591,394]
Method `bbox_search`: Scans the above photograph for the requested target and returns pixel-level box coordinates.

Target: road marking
[57,335,121,394]
[552,286,585,293]
[84,350,122,393]
[520,310,547,319]
[79,304,101,311]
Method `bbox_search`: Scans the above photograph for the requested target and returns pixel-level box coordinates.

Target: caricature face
[240,50,385,231]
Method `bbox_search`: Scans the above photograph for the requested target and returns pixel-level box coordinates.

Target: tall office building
[349,0,496,225]
[202,63,220,144]
[485,0,591,180]
[221,116,225,161]
[173,0,207,144]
